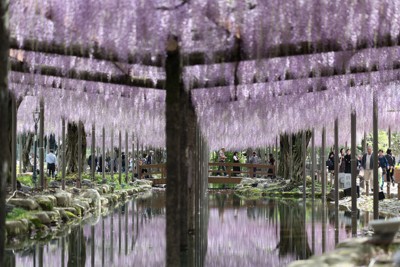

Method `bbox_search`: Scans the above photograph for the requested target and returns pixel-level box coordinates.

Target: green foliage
[17,175,34,187]
[6,208,29,220]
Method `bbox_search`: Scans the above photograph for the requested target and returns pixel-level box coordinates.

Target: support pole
[111,129,114,181]
[311,128,315,199]
[302,131,307,200]
[132,134,135,181]
[373,93,379,219]
[91,124,95,181]
[289,135,293,179]
[102,127,105,182]
[334,119,339,211]
[61,118,66,190]
[118,130,122,185]
[136,138,139,178]
[39,99,45,190]
[125,131,128,184]
[11,95,17,191]
[0,1,10,261]
[275,136,278,171]
[334,119,339,244]
[351,110,357,236]
[321,127,326,200]
[388,127,392,148]
[77,122,82,188]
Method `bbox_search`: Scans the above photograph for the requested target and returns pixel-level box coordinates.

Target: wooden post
[61,118,66,190]
[11,95,17,191]
[302,131,307,200]
[91,124,95,181]
[351,110,357,236]
[77,121,82,188]
[102,127,105,182]
[39,99,45,190]
[275,136,278,171]
[125,131,128,183]
[289,135,293,179]
[118,130,122,185]
[110,129,114,181]
[131,133,135,181]
[334,119,339,210]
[373,93,379,219]
[0,1,10,261]
[311,128,315,199]
[18,134,22,176]
[321,127,326,199]
[136,138,140,178]
[388,127,392,148]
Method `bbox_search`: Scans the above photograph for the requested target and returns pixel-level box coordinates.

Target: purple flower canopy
[8,0,400,150]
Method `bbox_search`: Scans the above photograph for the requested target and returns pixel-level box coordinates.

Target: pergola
[1,0,400,266]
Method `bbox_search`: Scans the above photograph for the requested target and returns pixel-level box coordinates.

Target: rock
[101,185,110,194]
[132,179,153,187]
[72,187,81,194]
[54,191,72,207]
[8,198,39,210]
[49,181,60,188]
[6,204,15,213]
[326,189,345,201]
[73,198,90,212]
[82,179,93,186]
[240,178,256,186]
[5,220,29,236]
[17,182,32,193]
[34,212,52,225]
[34,196,54,211]
[81,189,101,209]
[257,183,268,189]
[126,189,134,195]
[101,179,108,184]
[100,197,109,207]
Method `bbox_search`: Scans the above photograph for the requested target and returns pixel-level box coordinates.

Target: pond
[6,191,369,267]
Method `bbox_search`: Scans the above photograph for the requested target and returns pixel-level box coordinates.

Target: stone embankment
[5,179,153,247]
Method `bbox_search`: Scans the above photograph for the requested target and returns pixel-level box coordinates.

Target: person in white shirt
[46,150,57,178]
[361,146,374,193]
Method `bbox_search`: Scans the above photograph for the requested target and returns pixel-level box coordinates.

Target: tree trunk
[21,132,34,172]
[66,122,86,174]
[278,131,311,182]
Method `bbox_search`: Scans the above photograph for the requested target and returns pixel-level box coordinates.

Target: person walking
[385,149,396,186]
[339,148,345,173]
[344,149,352,174]
[268,153,276,178]
[361,146,374,193]
[45,149,57,179]
[249,151,259,177]
[232,151,240,176]
[218,148,227,176]
[378,149,388,191]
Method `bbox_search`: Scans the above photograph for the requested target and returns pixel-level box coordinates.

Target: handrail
[138,162,276,180]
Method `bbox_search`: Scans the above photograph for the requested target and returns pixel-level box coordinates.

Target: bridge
[138,163,276,185]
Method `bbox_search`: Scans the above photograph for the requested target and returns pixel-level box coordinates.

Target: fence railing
[138,162,275,182]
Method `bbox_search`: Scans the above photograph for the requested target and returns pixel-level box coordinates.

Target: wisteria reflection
[8,192,367,267]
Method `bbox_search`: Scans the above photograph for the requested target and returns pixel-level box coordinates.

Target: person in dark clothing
[232,151,240,176]
[344,149,351,173]
[87,155,98,171]
[327,152,335,171]
[268,153,276,177]
[385,148,396,186]
[97,155,103,173]
[121,152,126,172]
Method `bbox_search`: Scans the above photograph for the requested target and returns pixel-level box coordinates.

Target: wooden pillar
[289,135,293,179]
[131,133,135,181]
[125,131,128,183]
[102,127,105,181]
[136,138,139,178]
[18,134,22,176]
[110,129,114,181]
[11,95,17,191]
[321,127,326,199]
[77,122,82,188]
[91,124,95,181]
[61,118,66,190]
[275,136,278,171]
[0,0,10,261]
[373,93,379,219]
[39,99,45,190]
[334,118,339,245]
[334,119,339,210]
[388,127,392,148]
[311,128,315,199]
[351,111,357,236]
[302,131,307,200]
[363,132,367,153]
[118,130,122,185]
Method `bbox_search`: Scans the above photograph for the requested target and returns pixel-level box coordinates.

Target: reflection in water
[10,192,366,267]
